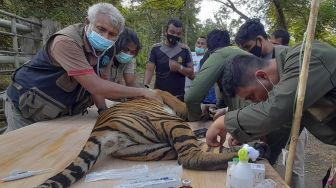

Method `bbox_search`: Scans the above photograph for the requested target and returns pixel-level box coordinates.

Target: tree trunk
[213,0,250,20]
[271,0,288,30]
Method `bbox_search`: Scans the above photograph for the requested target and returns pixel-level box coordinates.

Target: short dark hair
[199,29,230,67]
[235,18,268,47]
[206,29,230,51]
[222,54,269,97]
[166,19,183,31]
[272,29,290,45]
[115,27,141,56]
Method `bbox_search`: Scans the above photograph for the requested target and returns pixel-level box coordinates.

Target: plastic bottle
[226,157,239,188]
[229,148,254,188]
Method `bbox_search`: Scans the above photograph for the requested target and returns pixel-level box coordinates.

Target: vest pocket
[18,87,67,121]
[56,73,78,92]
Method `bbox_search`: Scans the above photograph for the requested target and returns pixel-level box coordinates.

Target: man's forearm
[76,74,147,100]
[98,80,147,99]
[178,65,193,77]
[91,94,107,114]
[144,70,153,85]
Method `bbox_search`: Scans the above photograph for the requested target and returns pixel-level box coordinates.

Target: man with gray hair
[4,3,162,132]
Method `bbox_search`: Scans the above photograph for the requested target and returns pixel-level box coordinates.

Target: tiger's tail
[36,136,102,188]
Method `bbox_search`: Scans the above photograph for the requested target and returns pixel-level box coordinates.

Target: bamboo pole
[285,0,320,185]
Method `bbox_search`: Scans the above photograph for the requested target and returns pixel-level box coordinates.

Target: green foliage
[266,0,336,46]
[0,75,11,91]
[210,0,336,46]
[0,0,123,26]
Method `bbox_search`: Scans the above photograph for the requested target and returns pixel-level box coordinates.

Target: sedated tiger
[37,90,267,188]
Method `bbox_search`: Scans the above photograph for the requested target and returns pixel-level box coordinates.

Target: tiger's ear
[155,89,188,120]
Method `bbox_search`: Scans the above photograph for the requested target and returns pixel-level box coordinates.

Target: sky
[197,0,222,23]
[121,0,229,24]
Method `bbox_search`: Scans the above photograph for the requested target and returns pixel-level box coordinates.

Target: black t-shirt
[148,42,192,96]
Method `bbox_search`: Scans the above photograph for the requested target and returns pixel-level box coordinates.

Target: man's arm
[184,52,226,121]
[144,47,156,87]
[91,94,107,114]
[50,36,162,103]
[225,46,335,142]
[74,73,160,100]
[144,63,155,86]
[124,73,138,87]
[123,60,138,87]
[168,59,194,76]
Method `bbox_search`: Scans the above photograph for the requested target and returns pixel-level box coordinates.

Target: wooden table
[0,106,289,188]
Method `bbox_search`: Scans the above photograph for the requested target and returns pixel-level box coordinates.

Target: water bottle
[226,157,239,188]
[229,148,254,188]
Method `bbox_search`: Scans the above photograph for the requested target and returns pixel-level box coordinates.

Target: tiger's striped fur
[37,90,238,188]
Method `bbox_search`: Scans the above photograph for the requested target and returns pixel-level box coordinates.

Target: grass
[0,75,11,91]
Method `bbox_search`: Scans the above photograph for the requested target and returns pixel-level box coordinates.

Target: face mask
[255,76,275,98]
[87,30,114,52]
[195,47,205,54]
[249,39,262,57]
[166,34,180,45]
[115,52,134,64]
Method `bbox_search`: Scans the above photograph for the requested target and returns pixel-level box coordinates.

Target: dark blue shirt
[148,42,192,96]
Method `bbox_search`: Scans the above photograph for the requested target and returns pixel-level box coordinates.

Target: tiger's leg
[161,120,238,170]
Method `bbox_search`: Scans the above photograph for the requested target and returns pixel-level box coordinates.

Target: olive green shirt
[225,41,336,145]
[184,47,250,121]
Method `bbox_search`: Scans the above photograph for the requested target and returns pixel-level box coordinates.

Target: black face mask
[166,34,181,45]
[249,39,262,57]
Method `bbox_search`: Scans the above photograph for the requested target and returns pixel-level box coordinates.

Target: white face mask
[255,76,275,97]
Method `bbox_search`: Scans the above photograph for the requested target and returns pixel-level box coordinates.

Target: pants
[266,127,307,188]
[4,95,33,133]
[291,128,308,188]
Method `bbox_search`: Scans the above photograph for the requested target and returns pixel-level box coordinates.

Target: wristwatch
[144,84,150,88]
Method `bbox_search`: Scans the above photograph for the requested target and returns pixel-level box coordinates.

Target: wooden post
[284,0,320,185]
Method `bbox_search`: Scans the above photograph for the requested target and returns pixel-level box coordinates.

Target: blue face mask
[116,52,134,64]
[87,30,114,52]
[195,47,205,54]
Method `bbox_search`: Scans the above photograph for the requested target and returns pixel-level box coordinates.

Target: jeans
[4,95,33,133]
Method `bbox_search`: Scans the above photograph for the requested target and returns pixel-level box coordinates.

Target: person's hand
[209,107,228,120]
[168,59,181,72]
[227,134,241,147]
[142,89,163,103]
[206,116,227,147]
[200,104,216,120]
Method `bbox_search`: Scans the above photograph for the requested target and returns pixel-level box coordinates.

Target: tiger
[37,90,266,188]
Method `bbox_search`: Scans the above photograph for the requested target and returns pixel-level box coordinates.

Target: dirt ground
[274,132,336,188]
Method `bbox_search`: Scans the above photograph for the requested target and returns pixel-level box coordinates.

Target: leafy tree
[210,0,336,46]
